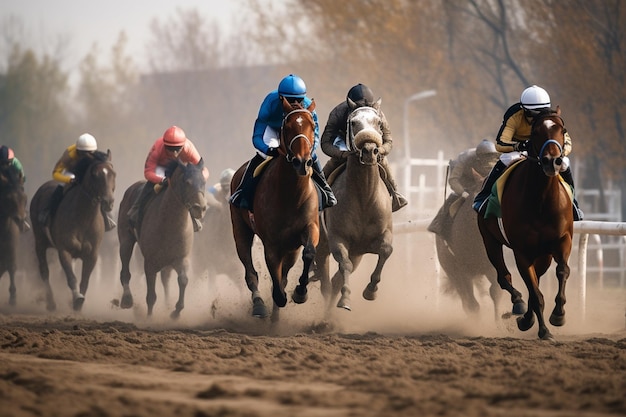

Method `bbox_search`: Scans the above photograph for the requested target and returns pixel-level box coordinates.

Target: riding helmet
[520,85,551,110]
[76,133,98,151]
[0,145,14,161]
[475,139,498,156]
[278,74,307,98]
[347,83,375,107]
[163,126,187,147]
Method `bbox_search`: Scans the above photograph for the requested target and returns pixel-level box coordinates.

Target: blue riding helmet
[278,74,306,98]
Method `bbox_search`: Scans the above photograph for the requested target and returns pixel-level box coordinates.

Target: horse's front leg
[35,240,56,311]
[515,259,553,341]
[550,258,570,327]
[363,232,393,301]
[265,251,287,309]
[292,236,318,304]
[144,264,159,316]
[482,234,526,315]
[76,253,98,311]
[171,262,189,319]
[57,250,83,311]
[119,237,136,309]
[8,267,17,307]
[331,242,354,310]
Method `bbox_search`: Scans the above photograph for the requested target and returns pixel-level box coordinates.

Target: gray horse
[314,105,393,311]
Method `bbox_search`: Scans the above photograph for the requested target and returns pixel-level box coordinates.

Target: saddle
[484,161,573,219]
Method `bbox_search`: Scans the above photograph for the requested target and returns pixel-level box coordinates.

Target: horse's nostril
[555,157,563,166]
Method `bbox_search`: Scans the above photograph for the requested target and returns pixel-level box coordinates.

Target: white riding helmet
[520,85,551,110]
[219,168,235,188]
[475,139,498,156]
[76,133,97,151]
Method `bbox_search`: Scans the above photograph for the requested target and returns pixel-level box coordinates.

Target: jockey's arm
[320,105,346,158]
[379,111,393,156]
[52,148,75,184]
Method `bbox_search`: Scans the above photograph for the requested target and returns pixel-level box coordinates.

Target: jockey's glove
[267,148,279,157]
[514,141,529,152]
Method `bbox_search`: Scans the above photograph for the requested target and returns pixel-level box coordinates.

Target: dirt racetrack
[1,232,625,417]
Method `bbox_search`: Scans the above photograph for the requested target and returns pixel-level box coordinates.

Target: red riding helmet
[163,126,187,147]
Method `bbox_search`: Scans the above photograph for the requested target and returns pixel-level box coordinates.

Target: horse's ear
[372,98,382,111]
[555,105,561,116]
[280,96,292,113]
[347,97,357,110]
[308,99,316,112]
[106,149,112,161]
[197,157,204,168]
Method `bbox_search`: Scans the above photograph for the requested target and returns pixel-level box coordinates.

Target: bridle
[281,108,314,163]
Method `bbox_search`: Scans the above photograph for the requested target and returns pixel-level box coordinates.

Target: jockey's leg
[379,158,408,212]
[39,184,64,226]
[560,166,584,221]
[127,182,154,231]
[229,154,264,211]
[312,158,337,209]
[473,160,506,212]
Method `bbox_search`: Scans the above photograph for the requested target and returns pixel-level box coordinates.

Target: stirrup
[392,192,408,212]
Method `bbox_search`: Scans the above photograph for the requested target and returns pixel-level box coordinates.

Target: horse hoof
[120,294,133,309]
[46,302,57,312]
[252,299,268,318]
[516,314,535,331]
[540,330,556,342]
[549,312,566,327]
[73,296,85,311]
[292,288,308,304]
[512,301,527,315]
[362,286,377,301]
[170,310,181,320]
[336,302,351,311]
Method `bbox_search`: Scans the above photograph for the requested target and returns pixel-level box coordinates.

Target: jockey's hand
[267,148,279,157]
[340,151,351,159]
[161,177,168,186]
[514,141,529,152]
[69,178,78,185]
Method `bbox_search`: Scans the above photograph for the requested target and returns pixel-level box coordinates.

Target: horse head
[347,106,383,165]
[279,97,315,176]
[81,150,116,212]
[530,106,566,177]
[166,158,207,221]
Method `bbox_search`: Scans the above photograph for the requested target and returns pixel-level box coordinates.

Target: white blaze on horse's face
[348,107,383,151]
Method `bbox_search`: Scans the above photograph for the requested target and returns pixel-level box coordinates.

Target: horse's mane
[72,150,109,183]
[164,159,182,179]
[0,166,24,188]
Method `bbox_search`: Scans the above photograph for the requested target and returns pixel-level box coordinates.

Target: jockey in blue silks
[230,74,337,211]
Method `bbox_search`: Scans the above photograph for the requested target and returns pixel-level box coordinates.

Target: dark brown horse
[230,98,319,319]
[435,169,502,319]
[0,171,28,306]
[117,159,207,318]
[30,151,116,311]
[313,105,393,311]
[477,107,573,340]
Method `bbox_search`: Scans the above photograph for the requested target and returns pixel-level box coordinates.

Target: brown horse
[435,169,502,320]
[117,159,207,318]
[0,171,28,306]
[477,107,573,340]
[230,98,319,319]
[313,105,393,311]
[30,151,116,311]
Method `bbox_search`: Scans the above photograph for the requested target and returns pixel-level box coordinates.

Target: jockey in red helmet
[128,125,209,233]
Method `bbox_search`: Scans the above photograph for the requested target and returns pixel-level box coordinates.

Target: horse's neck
[156,183,189,221]
[518,161,562,202]
[345,157,381,190]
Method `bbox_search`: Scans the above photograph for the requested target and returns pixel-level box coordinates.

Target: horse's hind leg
[34,242,56,311]
[58,250,83,311]
[482,235,526,315]
[8,269,17,307]
[293,239,317,304]
[332,244,356,310]
[119,237,135,309]
[363,236,393,301]
[144,266,158,316]
[233,222,266,318]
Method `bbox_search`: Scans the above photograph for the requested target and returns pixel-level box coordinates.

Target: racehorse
[117,159,207,318]
[30,151,116,311]
[477,107,573,340]
[0,171,28,306]
[313,105,393,311]
[435,169,502,320]
[230,98,319,319]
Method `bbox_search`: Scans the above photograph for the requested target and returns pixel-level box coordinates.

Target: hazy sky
[3,0,243,73]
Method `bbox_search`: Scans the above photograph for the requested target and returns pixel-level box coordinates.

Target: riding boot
[560,167,584,221]
[473,160,506,212]
[312,159,337,209]
[127,182,153,232]
[380,163,408,212]
[101,205,117,231]
[191,215,203,232]
[229,154,264,211]
[39,185,64,226]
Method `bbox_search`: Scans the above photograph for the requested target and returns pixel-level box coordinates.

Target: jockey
[472,85,583,220]
[428,140,500,240]
[229,74,337,211]
[206,168,234,208]
[42,133,117,231]
[0,145,25,184]
[320,83,408,212]
[0,145,30,232]
[127,125,209,233]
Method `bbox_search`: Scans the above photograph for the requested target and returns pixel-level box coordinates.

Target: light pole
[403,90,437,160]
